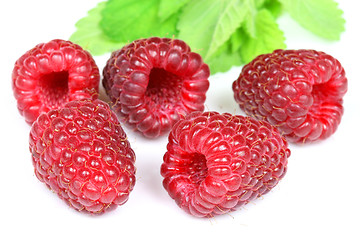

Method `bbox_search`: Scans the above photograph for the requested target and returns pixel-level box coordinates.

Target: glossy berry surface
[103,37,210,138]
[12,39,100,124]
[232,49,348,143]
[161,111,290,217]
[29,99,136,213]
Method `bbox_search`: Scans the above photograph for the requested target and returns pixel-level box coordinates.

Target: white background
[1,1,359,239]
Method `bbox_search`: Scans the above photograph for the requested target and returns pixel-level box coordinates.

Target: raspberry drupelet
[232,49,348,143]
[161,111,290,217]
[29,99,136,213]
[12,39,100,125]
[102,37,210,138]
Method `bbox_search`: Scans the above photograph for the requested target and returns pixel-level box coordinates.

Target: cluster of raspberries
[12,38,347,217]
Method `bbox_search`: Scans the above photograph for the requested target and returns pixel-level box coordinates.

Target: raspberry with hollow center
[12,39,100,124]
[102,37,210,138]
[232,49,348,143]
[161,111,290,217]
[29,99,136,213]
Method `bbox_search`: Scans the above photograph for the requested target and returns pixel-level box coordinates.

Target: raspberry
[12,39,100,125]
[29,99,136,213]
[102,37,210,138]
[160,111,290,217]
[232,49,348,143]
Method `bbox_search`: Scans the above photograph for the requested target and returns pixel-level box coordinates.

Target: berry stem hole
[146,68,182,104]
[187,153,208,185]
[39,71,69,106]
[309,80,338,122]
[311,83,329,104]
[310,81,335,116]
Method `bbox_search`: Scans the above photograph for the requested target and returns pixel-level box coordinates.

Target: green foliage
[100,0,178,42]
[70,0,345,73]
[279,0,345,40]
[158,0,191,22]
[69,2,125,55]
[177,0,248,60]
[239,9,286,63]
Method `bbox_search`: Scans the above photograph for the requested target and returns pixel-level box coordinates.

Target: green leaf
[100,0,178,42]
[254,0,267,7]
[239,9,286,63]
[243,0,257,38]
[177,0,249,61]
[262,0,283,18]
[69,2,125,56]
[229,27,246,53]
[158,0,191,22]
[279,0,345,40]
[207,41,243,73]
[242,0,283,38]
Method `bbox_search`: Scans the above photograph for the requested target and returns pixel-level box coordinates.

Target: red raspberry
[232,49,348,143]
[12,39,100,125]
[29,99,136,213]
[102,37,210,138]
[160,111,290,217]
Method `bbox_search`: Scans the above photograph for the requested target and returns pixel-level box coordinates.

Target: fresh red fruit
[29,99,136,213]
[232,49,348,143]
[160,111,290,217]
[102,37,210,138]
[12,39,100,125]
